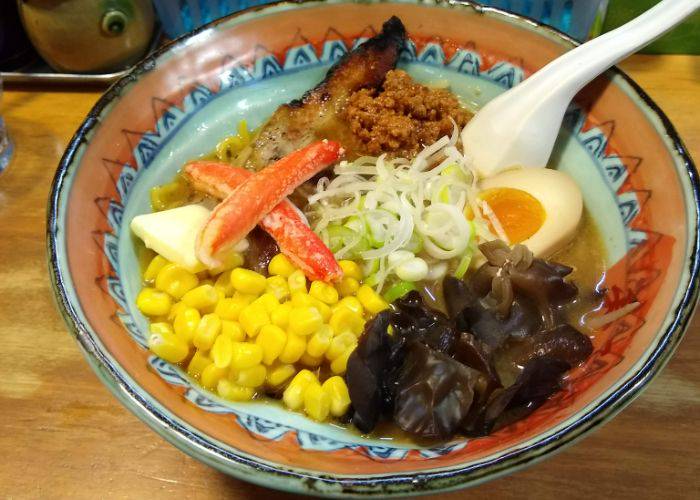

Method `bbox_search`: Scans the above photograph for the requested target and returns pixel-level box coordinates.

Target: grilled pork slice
[246,16,407,170]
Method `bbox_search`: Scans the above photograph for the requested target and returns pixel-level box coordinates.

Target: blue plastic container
[152,0,273,39]
[477,0,609,40]
[153,0,608,41]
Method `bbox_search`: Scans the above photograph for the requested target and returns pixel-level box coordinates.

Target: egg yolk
[479,187,546,244]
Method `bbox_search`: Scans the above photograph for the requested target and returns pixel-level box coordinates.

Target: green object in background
[603,0,700,54]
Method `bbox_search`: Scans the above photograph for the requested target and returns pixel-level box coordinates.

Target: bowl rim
[46,0,700,496]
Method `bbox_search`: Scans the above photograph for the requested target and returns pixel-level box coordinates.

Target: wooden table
[1,55,698,499]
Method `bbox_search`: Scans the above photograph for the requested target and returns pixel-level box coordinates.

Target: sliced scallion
[382,281,417,303]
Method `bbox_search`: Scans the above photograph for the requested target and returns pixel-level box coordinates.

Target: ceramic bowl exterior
[48,1,699,496]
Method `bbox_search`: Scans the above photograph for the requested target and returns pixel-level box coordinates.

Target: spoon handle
[526,0,700,101]
[462,0,699,176]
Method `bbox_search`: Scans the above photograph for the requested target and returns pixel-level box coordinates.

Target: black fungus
[470,240,578,328]
[453,332,500,391]
[394,342,476,439]
[484,357,571,433]
[534,324,594,366]
[508,260,578,329]
[453,332,502,432]
[443,275,475,318]
[345,241,595,441]
[391,291,457,355]
[346,311,393,433]
[454,291,544,350]
[244,227,279,275]
[497,324,593,374]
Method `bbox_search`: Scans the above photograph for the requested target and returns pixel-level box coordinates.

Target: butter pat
[131,204,210,273]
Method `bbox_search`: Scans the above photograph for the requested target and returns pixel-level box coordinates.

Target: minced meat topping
[344,70,471,157]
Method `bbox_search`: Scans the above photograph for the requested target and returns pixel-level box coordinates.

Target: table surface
[0,54,698,499]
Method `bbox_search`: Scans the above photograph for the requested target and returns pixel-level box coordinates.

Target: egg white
[478,168,583,257]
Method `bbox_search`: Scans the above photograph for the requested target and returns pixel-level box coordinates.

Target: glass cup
[0,76,12,173]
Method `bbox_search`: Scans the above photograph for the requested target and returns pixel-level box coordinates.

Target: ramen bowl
[47,0,699,496]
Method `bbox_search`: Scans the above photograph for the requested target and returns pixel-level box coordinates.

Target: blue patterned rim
[47,0,700,496]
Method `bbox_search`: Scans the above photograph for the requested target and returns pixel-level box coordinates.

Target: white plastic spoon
[462,0,700,178]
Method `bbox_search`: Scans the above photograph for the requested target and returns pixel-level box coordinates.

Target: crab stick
[184,144,343,281]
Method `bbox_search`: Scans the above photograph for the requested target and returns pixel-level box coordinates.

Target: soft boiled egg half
[477,168,583,257]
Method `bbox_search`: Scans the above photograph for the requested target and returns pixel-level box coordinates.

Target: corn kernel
[214,272,235,297]
[253,293,280,314]
[167,300,188,321]
[278,333,306,364]
[336,296,363,315]
[136,287,172,316]
[230,268,267,295]
[294,369,318,387]
[150,322,174,336]
[211,334,233,368]
[290,292,314,308]
[330,345,355,375]
[268,253,296,277]
[288,307,323,336]
[139,248,157,276]
[209,251,244,276]
[307,325,332,358]
[193,313,221,351]
[182,284,219,311]
[231,364,267,388]
[326,332,357,361]
[329,308,365,337]
[144,255,169,283]
[215,296,249,321]
[230,342,263,369]
[309,281,339,305]
[292,293,330,320]
[239,302,270,337]
[187,350,212,379]
[149,315,169,324]
[221,320,245,342]
[357,285,389,315]
[336,277,360,298]
[311,299,332,322]
[217,379,255,401]
[282,370,317,410]
[322,376,351,417]
[256,324,287,365]
[299,351,323,367]
[211,287,226,308]
[271,302,292,329]
[339,260,363,280]
[233,291,256,304]
[148,329,189,363]
[287,269,307,294]
[200,364,228,390]
[202,287,222,315]
[266,363,296,388]
[173,306,201,344]
[155,263,199,299]
[264,275,289,301]
[304,382,330,422]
